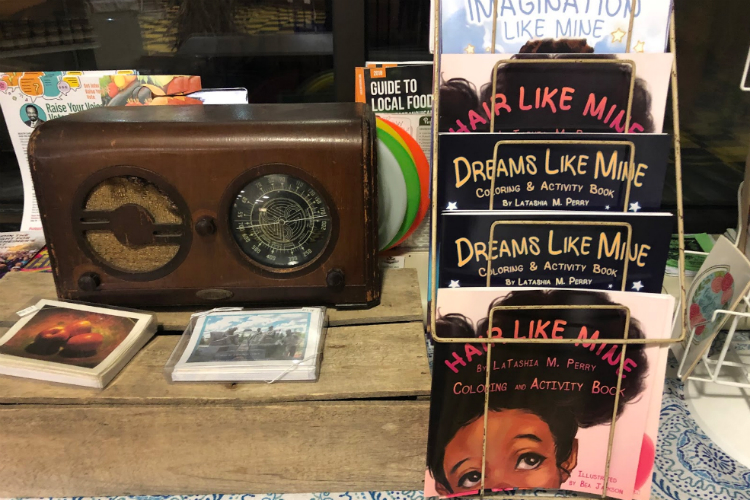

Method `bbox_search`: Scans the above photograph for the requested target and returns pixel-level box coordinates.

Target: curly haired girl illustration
[439,39,655,134]
[427,289,649,496]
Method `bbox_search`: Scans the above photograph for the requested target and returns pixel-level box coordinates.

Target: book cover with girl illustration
[439,52,673,134]
[426,287,673,499]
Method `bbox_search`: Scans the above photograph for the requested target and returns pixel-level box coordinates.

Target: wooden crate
[0,267,424,329]
[0,269,431,497]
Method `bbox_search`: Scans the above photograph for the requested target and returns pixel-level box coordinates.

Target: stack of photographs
[0,299,156,389]
[170,307,326,382]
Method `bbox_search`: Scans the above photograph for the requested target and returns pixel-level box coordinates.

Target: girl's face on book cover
[438,409,578,494]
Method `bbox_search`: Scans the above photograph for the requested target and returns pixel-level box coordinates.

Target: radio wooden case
[28,103,380,308]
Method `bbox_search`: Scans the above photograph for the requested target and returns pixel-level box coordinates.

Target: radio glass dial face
[230,174,333,269]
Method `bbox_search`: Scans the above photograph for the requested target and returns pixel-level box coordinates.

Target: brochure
[0,231,45,278]
[0,70,134,230]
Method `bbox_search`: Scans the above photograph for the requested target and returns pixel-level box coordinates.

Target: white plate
[377,138,407,250]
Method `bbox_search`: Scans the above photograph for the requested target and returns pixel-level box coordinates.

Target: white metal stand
[673,170,750,471]
[691,309,750,387]
[676,217,750,387]
[682,305,750,469]
[679,291,750,388]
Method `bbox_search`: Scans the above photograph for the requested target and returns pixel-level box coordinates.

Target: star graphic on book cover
[608,284,614,289]
[464,44,475,54]
[446,202,458,211]
[611,28,626,44]
[605,205,611,210]
[629,201,641,212]
[631,281,644,292]
[449,280,461,288]
[633,40,646,53]
[484,46,491,53]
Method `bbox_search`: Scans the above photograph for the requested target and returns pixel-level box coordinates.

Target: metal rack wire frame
[484,221,633,292]
[679,277,750,381]
[685,292,750,388]
[482,304,631,498]
[488,140,637,212]
[427,0,688,498]
[488,58,636,135]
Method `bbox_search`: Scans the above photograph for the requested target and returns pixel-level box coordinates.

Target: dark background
[0,0,748,234]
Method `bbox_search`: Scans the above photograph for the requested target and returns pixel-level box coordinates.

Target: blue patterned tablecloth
[654,378,750,500]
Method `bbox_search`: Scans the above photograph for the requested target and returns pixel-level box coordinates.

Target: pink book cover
[425,287,673,499]
[438,52,673,134]
[633,343,670,500]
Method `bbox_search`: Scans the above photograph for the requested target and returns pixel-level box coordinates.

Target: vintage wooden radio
[28,103,380,308]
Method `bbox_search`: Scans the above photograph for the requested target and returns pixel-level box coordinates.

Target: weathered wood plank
[0,321,430,405]
[0,401,429,497]
[0,272,55,329]
[327,267,423,326]
[0,268,423,330]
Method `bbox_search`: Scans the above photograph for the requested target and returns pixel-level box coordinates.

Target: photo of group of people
[185,311,312,364]
[171,308,324,382]
[187,325,306,363]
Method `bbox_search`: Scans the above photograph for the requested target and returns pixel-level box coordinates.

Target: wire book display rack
[427,1,688,499]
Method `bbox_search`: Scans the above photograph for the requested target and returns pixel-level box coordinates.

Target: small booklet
[355,64,433,114]
[355,62,434,250]
[0,70,135,231]
[171,307,326,382]
[0,299,156,388]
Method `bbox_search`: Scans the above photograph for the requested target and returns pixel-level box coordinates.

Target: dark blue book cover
[438,210,673,293]
[438,133,671,213]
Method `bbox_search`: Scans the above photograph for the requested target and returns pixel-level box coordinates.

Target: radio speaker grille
[82,176,184,273]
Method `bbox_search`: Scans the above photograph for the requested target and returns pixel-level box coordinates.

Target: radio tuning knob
[78,272,101,292]
[195,216,216,236]
[326,268,345,290]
